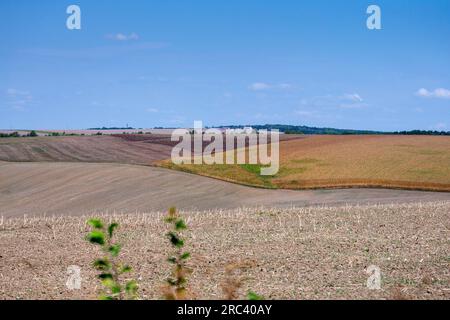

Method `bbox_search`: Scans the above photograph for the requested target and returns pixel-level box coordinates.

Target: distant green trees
[0,132,20,138]
[215,124,450,136]
[0,131,37,138]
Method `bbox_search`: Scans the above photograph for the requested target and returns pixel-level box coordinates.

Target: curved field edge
[157,161,450,192]
[157,135,450,192]
[1,134,449,192]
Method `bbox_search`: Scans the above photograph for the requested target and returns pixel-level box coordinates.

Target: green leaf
[247,291,264,300]
[93,259,111,270]
[111,285,121,294]
[98,273,113,280]
[87,231,105,245]
[175,219,187,230]
[108,244,121,257]
[87,219,104,229]
[167,256,177,264]
[167,232,184,248]
[165,217,177,224]
[99,295,114,300]
[120,265,132,273]
[181,252,190,260]
[108,223,119,237]
[125,280,138,295]
[101,278,116,288]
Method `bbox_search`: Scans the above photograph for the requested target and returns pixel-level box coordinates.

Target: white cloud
[341,93,363,102]
[248,82,293,91]
[146,108,159,113]
[249,82,271,91]
[416,88,450,99]
[278,83,293,89]
[106,33,139,41]
[337,93,367,109]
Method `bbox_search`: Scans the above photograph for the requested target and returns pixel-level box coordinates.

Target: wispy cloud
[338,93,367,109]
[416,88,450,99]
[248,82,293,91]
[341,93,363,102]
[106,32,139,41]
[6,88,33,111]
[146,108,159,113]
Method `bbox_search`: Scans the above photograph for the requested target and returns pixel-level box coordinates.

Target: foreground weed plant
[86,219,138,300]
[163,207,191,300]
[222,262,265,300]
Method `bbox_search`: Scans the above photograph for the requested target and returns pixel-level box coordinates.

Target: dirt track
[1,162,449,217]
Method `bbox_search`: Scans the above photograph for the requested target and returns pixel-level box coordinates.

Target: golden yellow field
[158,135,450,191]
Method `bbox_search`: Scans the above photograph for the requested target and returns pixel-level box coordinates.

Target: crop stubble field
[160,135,450,191]
[0,202,449,300]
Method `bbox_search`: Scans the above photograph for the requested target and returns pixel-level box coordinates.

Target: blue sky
[1,0,449,131]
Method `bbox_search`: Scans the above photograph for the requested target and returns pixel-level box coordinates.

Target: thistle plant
[163,207,191,300]
[86,219,138,300]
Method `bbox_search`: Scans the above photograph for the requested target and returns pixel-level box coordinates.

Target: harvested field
[0,133,301,164]
[0,135,173,165]
[1,162,450,218]
[160,135,450,192]
[0,202,449,300]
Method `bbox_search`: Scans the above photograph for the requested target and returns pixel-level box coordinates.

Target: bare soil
[0,202,449,300]
[0,135,173,165]
[0,162,450,217]
[1,162,449,218]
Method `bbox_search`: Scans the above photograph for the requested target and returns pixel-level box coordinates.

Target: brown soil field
[160,135,450,192]
[0,133,301,164]
[1,202,449,300]
[0,135,173,165]
[1,162,449,218]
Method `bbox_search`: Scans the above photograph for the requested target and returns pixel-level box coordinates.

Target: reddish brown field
[0,135,173,165]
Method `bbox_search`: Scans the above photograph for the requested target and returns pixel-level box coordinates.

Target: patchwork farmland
[0,133,449,300]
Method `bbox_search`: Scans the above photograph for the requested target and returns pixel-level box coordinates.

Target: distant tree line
[88,127,135,130]
[215,124,450,136]
[0,131,89,138]
[391,130,450,136]
[0,131,38,138]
